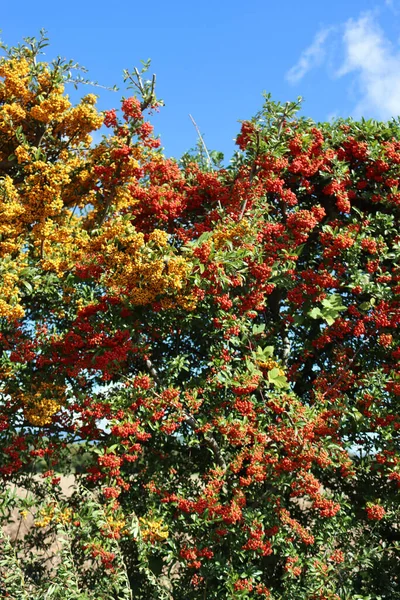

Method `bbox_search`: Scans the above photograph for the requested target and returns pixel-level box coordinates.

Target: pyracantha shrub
[0,32,400,600]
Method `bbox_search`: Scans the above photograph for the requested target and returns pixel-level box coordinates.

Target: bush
[0,31,399,599]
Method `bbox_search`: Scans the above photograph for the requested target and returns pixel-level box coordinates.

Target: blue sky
[3,0,400,160]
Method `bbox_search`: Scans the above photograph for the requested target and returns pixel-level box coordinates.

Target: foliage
[1,32,400,599]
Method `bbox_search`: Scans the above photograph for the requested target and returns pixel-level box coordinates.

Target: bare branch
[189,114,212,170]
[282,322,291,367]
[145,358,160,383]
[183,412,227,470]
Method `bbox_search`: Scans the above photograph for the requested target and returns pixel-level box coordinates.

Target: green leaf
[252,323,265,335]
[309,307,323,320]
[21,280,33,293]
[324,313,336,326]
[321,294,346,310]
[359,302,371,311]
[268,368,289,389]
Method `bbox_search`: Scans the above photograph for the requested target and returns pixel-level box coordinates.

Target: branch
[189,114,212,170]
[239,129,260,220]
[276,102,290,137]
[132,68,156,111]
[282,322,291,366]
[93,165,121,230]
[145,358,160,383]
[144,357,226,470]
[183,412,227,470]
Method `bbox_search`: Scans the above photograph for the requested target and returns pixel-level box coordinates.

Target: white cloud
[286,28,332,84]
[286,10,400,120]
[337,12,400,119]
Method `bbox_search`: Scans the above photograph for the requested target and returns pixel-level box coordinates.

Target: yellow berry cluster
[257,359,285,377]
[34,504,72,528]
[17,381,66,426]
[139,515,169,543]
[212,218,252,250]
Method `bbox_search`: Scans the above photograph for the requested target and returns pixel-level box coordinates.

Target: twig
[277,102,290,137]
[189,114,212,170]
[132,69,156,111]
